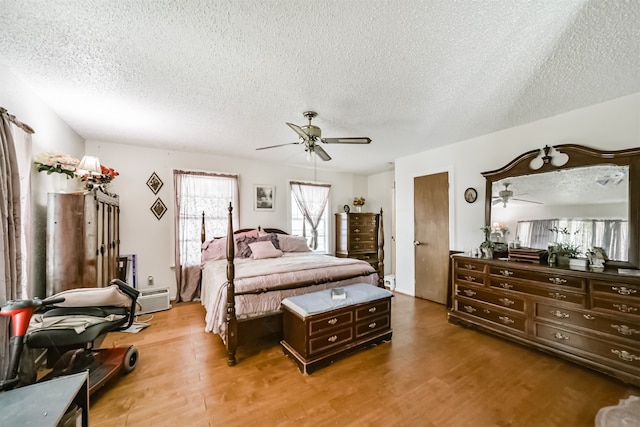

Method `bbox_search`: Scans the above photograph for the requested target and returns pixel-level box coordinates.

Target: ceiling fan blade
[321,137,371,144]
[492,199,502,206]
[313,145,332,161]
[286,122,309,141]
[256,142,300,151]
[511,198,543,204]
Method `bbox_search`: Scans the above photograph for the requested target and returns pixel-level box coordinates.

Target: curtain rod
[0,107,35,134]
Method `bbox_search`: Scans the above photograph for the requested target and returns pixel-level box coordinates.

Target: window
[174,171,238,267]
[290,182,331,253]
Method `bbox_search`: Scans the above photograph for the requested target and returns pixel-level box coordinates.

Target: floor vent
[136,288,171,314]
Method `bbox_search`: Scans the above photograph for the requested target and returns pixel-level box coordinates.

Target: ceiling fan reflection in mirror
[256,111,371,161]
[492,183,542,208]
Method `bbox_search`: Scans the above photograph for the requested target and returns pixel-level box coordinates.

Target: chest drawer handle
[550,310,570,319]
[498,316,514,325]
[549,292,567,300]
[354,237,361,242]
[611,349,640,362]
[552,332,570,340]
[611,324,640,335]
[483,309,491,314]
[464,264,476,270]
[583,314,596,320]
[327,335,338,343]
[498,298,515,306]
[498,282,513,290]
[464,276,476,282]
[612,286,637,296]
[549,277,567,285]
[327,318,338,325]
[613,304,638,313]
[368,322,377,329]
[368,307,377,313]
[499,270,513,277]
[353,228,361,233]
[463,305,476,313]
[463,289,477,297]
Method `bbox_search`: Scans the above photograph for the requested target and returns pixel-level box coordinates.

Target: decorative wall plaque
[146,172,163,194]
[151,198,167,220]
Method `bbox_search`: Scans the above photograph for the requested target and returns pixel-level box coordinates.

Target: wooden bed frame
[201,203,385,366]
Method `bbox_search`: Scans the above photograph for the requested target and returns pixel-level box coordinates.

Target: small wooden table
[281,283,393,374]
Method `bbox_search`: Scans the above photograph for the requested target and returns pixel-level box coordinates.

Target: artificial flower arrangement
[548,226,582,258]
[353,197,366,206]
[33,152,119,185]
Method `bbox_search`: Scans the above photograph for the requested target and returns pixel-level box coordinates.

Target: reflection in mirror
[489,165,629,261]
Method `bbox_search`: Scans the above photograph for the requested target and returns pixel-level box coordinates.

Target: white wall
[394,93,640,297]
[0,68,85,297]
[85,141,375,298]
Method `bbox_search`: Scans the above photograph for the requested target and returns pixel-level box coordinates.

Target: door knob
[413,240,422,246]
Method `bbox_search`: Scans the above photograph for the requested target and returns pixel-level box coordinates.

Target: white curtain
[173,170,238,302]
[290,181,330,250]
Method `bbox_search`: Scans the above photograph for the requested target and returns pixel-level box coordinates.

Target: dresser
[46,189,120,295]
[335,212,380,271]
[449,255,640,386]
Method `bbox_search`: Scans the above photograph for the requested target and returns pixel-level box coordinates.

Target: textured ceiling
[1,0,639,174]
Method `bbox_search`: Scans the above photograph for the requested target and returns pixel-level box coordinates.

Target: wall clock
[464,187,478,203]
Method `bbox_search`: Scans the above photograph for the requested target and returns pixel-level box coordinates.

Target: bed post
[226,202,238,366]
[201,211,206,244]
[378,208,384,287]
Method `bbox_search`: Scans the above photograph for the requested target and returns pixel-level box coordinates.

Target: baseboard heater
[136,287,171,314]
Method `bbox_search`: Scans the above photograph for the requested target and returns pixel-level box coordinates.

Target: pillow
[258,233,280,250]
[201,237,227,263]
[248,241,283,259]
[278,234,311,252]
[235,235,257,258]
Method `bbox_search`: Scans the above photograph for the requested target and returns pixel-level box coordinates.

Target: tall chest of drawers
[449,255,640,386]
[335,212,380,271]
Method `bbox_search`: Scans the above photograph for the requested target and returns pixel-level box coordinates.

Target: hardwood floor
[90,293,637,426]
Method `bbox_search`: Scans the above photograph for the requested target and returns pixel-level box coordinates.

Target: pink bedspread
[200,253,378,341]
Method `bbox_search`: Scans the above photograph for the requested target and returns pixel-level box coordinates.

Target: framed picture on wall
[254,185,275,211]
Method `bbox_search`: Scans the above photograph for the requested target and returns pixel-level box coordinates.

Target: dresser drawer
[456,299,526,332]
[356,299,390,321]
[591,280,640,299]
[348,214,377,226]
[455,269,485,286]
[592,297,640,317]
[456,284,525,312]
[356,314,390,339]
[309,311,353,336]
[488,278,585,306]
[309,327,353,355]
[535,302,640,343]
[534,323,640,373]
[489,266,585,290]
[348,240,377,252]
[455,259,486,273]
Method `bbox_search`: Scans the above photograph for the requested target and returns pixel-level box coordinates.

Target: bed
[200,203,384,366]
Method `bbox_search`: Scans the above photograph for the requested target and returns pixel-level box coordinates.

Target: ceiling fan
[492,183,542,208]
[256,111,371,161]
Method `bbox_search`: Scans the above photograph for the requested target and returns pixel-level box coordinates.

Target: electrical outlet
[147,275,154,286]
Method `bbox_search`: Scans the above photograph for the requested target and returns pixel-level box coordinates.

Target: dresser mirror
[481,144,640,269]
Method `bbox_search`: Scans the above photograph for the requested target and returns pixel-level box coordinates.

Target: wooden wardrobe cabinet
[335,212,380,271]
[46,190,120,295]
[449,255,640,386]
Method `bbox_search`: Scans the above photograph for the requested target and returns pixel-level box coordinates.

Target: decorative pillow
[278,234,311,252]
[235,235,257,258]
[248,241,283,259]
[257,233,280,249]
[201,237,227,263]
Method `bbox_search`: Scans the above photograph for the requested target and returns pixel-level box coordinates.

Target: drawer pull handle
[354,228,361,233]
[552,332,570,340]
[483,309,491,314]
[464,276,476,282]
[611,349,640,362]
[499,270,513,277]
[498,282,513,290]
[354,237,361,242]
[549,277,567,285]
[611,324,640,336]
[327,335,338,343]
[464,264,476,270]
[583,314,596,320]
[498,298,515,306]
[368,307,377,313]
[463,305,476,313]
[548,292,567,300]
[327,318,338,325]
[463,289,477,297]
[498,316,514,325]
[368,322,377,329]
[613,304,638,313]
[550,310,569,319]
[612,286,637,296]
